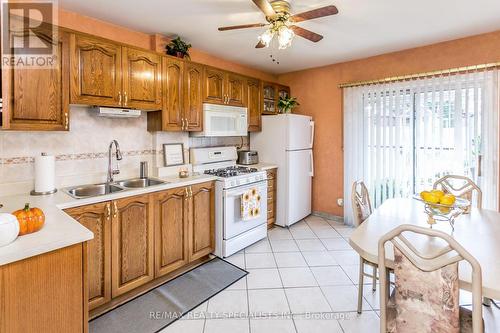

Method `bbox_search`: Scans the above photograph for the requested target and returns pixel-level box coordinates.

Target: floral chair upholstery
[351,180,372,227]
[379,225,483,333]
[433,175,482,213]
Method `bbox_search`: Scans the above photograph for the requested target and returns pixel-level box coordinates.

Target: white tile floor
[161,215,500,333]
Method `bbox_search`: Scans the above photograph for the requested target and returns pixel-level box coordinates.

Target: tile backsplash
[0,106,248,196]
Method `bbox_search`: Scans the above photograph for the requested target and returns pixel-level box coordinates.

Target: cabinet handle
[189,186,193,197]
[113,201,118,218]
[185,119,189,130]
[106,203,111,221]
[184,187,189,201]
[124,92,128,106]
[118,92,122,105]
[182,118,186,131]
[64,112,69,130]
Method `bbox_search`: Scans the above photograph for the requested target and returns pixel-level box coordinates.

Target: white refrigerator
[251,114,315,227]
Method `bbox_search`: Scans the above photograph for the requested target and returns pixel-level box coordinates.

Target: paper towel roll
[34,153,56,193]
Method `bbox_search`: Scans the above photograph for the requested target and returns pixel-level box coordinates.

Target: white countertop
[238,162,278,171]
[0,174,217,266]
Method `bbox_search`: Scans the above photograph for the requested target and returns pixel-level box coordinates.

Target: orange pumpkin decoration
[13,203,45,235]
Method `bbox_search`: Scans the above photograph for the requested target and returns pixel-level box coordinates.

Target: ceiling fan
[218,0,338,49]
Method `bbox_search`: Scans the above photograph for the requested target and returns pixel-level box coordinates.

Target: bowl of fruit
[413,190,470,229]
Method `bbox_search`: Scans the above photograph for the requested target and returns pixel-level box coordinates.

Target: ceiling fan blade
[291,5,339,23]
[218,23,266,31]
[251,0,276,17]
[255,41,266,48]
[290,26,323,42]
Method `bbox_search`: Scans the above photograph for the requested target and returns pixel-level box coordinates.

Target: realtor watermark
[1,0,58,69]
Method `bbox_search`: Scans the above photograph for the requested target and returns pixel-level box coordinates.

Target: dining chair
[351,180,378,313]
[378,224,483,333]
[433,175,482,213]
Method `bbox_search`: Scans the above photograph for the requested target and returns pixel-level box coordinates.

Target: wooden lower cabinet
[267,168,277,228]
[153,187,189,277]
[65,182,215,314]
[65,202,112,310]
[188,182,215,261]
[111,195,155,297]
[0,244,87,333]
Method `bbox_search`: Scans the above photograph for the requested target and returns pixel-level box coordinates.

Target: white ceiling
[59,0,500,74]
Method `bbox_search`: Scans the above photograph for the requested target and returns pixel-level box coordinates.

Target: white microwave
[191,103,248,137]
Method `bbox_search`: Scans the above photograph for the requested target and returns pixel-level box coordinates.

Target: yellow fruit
[431,189,445,198]
[439,207,452,214]
[421,192,440,204]
[440,194,456,206]
[420,191,430,200]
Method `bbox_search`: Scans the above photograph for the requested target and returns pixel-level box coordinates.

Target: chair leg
[357,257,365,314]
[372,266,377,291]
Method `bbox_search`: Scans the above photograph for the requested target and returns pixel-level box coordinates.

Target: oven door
[223,181,268,239]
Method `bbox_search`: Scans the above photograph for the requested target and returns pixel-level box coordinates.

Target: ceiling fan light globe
[259,29,274,47]
[277,25,294,49]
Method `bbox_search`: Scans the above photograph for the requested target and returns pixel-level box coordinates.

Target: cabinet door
[262,83,277,114]
[203,67,225,105]
[153,187,189,277]
[70,34,122,107]
[247,78,262,132]
[226,73,246,107]
[183,62,203,131]
[65,202,112,310]
[188,182,215,261]
[2,30,69,131]
[111,195,154,297]
[122,47,162,110]
[160,57,184,130]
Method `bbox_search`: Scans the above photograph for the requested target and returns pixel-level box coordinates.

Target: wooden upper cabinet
[188,182,215,262]
[122,47,162,110]
[262,82,278,114]
[70,34,122,107]
[64,202,112,311]
[227,73,246,107]
[203,68,248,107]
[111,195,154,297]
[247,78,262,132]
[153,187,189,277]
[203,67,225,105]
[161,57,184,130]
[184,62,203,131]
[2,29,69,131]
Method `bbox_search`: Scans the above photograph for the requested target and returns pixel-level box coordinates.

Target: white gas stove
[191,146,268,257]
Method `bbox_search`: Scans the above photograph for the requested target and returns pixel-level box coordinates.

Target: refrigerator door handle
[309,150,314,177]
[309,121,315,148]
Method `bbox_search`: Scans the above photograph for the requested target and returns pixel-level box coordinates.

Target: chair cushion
[388,247,460,332]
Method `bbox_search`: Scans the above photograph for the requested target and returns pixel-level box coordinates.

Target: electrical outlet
[337,198,344,207]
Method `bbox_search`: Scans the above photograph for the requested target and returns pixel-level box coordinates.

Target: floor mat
[90,257,247,333]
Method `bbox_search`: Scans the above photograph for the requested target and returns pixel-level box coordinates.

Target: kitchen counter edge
[0,174,217,266]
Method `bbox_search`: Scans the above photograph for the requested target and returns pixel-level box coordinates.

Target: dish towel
[241,188,261,221]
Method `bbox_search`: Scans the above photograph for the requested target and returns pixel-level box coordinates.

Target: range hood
[91,107,141,118]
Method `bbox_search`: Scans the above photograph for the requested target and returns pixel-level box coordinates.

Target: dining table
[349,198,500,300]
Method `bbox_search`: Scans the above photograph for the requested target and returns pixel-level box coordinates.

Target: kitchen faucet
[107,140,123,183]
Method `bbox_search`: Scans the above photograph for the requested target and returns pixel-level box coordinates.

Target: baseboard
[312,211,344,223]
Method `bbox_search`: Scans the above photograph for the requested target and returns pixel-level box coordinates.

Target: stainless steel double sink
[64,178,167,199]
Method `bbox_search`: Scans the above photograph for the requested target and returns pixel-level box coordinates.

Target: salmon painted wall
[58,8,277,82]
[278,30,500,217]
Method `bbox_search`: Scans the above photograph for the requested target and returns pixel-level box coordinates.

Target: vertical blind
[343,69,499,226]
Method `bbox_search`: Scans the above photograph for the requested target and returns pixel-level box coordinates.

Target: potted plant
[165,37,192,60]
[278,96,299,114]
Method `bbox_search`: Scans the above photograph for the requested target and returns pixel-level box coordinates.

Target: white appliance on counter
[191,146,268,257]
[191,103,248,137]
[251,114,314,227]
